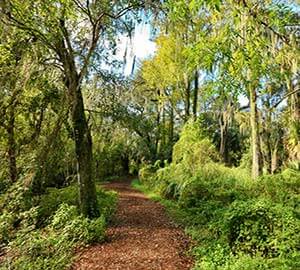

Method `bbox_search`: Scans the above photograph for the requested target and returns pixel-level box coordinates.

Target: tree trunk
[184,73,190,121]
[288,78,300,162]
[69,80,99,218]
[155,101,161,159]
[271,141,279,174]
[265,99,272,174]
[219,116,227,163]
[249,87,262,178]
[7,106,17,182]
[31,109,67,194]
[161,103,166,155]
[193,70,199,119]
[122,155,130,175]
[168,102,174,162]
[169,102,174,146]
[56,30,99,217]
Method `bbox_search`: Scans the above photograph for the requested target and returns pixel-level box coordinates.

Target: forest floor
[71,179,194,270]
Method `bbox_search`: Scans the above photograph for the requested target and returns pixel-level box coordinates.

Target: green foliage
[225,199,299,257]
[50,204,106,244]
[96,189,118,222]
[1,204,106,270]
[0,185,117,270]
[172,119,219,171]
[138,161,161,187]
[37,185,78,225]
[138,119,300,269]
[0,179,33,214]
[0,212,15,244]
[36,185,117,226]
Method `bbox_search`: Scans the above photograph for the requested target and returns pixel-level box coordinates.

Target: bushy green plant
[0,175,10,194]
[0,211,15,244]
[1,203,108,270]
[138,162,159,186]
[37,185,78,225]
[172,120,219,173]
[51,204,106,244]
[224,199,299,257]
[138,120,300,270]
[0,186,118,270]
[97,189,118,222]
[0,179,32,214]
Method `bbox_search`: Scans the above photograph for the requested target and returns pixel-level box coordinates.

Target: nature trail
[71,180,193,270]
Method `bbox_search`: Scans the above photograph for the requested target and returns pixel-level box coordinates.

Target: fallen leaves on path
[71,181,194,270]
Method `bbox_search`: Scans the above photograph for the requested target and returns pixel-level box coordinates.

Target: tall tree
[1,0,150,217]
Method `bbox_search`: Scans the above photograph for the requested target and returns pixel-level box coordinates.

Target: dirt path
[71,180,194,270]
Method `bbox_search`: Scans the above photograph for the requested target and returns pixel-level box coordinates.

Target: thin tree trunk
[219,117,227,163]
[31,110,67,194]
[264,109,272,174]
[271,141,279,174]
[169,102,174,146]
[7,106,17,182]
[161,103,166,154]
[249,86,262,178]
[154,100,161,159]
[184,73,190,121]
[288,78,300,161]
[193,70,199,119]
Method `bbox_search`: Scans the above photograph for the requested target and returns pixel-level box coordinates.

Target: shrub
[172,120,219,173]
[51,204,106,244]
[0,187,118,270]
[37,186,78,225]
[38,185,117,226]
[2,204,108,270]
[97,189,118,222]
[139,163,159,186]
[224,199,299,257]
[0,180,32,214]
[0,211,15,244]
[138,125,299,270]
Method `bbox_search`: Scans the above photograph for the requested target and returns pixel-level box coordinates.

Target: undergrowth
[0,184,117,270]
[135,120,300,270]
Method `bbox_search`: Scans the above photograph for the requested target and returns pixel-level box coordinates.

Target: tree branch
[272,88,300,108]
[240,0,291,45]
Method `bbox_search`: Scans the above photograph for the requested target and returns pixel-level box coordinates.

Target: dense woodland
[0,0,299,269]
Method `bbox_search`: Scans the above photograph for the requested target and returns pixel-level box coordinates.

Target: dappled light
[0,0,299,269]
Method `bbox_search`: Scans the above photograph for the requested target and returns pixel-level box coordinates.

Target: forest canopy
[0,0,299,269]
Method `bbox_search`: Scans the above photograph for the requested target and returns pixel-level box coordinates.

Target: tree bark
[219,116,227,163]
[69,78,99,218]
[6,106,17,182]
[260,97,272,174]
[169,101,174,146]
[184,73,190,121]
[249,86,262,178]
[271,141,279,174]
[55,29,99,217]
[193,70,199,119]
[288,78,300,161]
